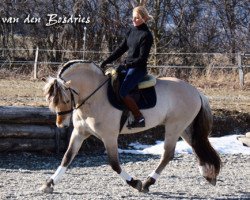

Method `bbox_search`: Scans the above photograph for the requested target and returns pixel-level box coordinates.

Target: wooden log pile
[0,106,69,153]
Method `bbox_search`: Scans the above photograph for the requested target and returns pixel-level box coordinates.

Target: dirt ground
[0,153,249,200]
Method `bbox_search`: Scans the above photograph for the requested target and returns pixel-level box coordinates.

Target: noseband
[56,77,110,116]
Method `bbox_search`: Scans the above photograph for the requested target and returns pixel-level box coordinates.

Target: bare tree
[0,0,249,65]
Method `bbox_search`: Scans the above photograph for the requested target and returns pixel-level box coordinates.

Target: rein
[56,77,110,116]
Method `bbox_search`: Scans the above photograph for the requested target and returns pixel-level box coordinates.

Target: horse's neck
[62,64,105,92]
[64,65,107,109]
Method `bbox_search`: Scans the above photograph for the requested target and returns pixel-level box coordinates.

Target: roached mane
[57,60,87,79]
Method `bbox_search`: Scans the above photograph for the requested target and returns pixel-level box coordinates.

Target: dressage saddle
[106,67,157,132]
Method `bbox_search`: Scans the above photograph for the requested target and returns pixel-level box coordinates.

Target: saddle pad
[107,80,157,111]
[138,74,156,89]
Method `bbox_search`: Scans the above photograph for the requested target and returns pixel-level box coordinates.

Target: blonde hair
[133,6,153,22]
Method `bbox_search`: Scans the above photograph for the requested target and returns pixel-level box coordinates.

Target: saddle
[106,67,157,132]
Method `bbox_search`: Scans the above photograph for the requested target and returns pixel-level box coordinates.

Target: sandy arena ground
[0,153,249,200]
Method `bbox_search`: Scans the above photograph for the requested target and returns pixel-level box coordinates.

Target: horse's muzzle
[56,124,69,129]
[56,115,71,128]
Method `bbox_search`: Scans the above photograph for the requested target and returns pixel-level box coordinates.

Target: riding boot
[122,95,145,128]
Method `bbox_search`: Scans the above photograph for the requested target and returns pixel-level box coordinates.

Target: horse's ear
[130,0,137,7]
[139,0,147,6]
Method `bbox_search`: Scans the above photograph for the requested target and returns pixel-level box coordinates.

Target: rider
[100,6,153,129]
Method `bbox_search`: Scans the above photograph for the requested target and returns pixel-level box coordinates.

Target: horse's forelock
[44,77,58,102]
[44,77,70,108]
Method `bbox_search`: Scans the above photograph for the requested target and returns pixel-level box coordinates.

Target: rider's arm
[102,29,131,66]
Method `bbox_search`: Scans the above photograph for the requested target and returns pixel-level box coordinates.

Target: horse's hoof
[39,184,54,193]
[141,187,149,193]
[127,178,142,192]
[142,177,156,193]
[135,179,142,192]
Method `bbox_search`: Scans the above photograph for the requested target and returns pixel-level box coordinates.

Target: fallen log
[0,106,55,124]
[0,124,67,139]
[0,138,67,152]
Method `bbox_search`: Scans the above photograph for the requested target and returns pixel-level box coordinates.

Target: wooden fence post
[34,47,39,79]
[238,52,244,88]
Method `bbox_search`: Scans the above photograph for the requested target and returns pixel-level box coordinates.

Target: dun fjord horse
[40,60,221,193]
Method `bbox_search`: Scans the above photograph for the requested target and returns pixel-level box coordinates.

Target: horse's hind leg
[40,128,90,193]
[102,136,142,192]
[142,128,180,193]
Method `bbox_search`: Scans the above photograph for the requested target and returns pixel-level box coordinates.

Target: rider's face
[132,12,144,27]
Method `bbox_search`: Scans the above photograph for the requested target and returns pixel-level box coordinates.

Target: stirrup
[127,117,145,129]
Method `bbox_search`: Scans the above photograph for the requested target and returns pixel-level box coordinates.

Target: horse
[40,60,221,193]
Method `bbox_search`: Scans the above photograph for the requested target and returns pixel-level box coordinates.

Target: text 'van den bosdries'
[46,14,90,26]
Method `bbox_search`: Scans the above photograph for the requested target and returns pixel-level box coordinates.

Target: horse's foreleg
[103,137,142,192]
[40,128,90,193]
[142,133,179,193]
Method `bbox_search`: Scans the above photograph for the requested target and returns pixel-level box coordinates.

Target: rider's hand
[116,64,126,73]
[124,62,133,68]
[105,67,117,77]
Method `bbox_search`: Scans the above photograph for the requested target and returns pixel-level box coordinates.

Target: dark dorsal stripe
[58,60,92,79]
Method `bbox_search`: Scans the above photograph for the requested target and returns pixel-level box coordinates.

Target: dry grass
[0,70,249,113]
[0,79,46,107]
[189,71,250,112]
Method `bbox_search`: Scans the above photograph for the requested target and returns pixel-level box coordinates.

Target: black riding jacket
[104,23,153,70]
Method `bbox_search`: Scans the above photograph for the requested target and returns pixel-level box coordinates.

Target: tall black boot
[122,95,145,128]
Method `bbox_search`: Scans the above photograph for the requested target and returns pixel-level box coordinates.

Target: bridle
[56,77,110,116]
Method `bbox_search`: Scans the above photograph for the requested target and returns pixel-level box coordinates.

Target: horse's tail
[191,92,221,175]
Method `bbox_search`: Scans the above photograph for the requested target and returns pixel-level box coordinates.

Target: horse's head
[44,61,104,128]
[44,77,74,128]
